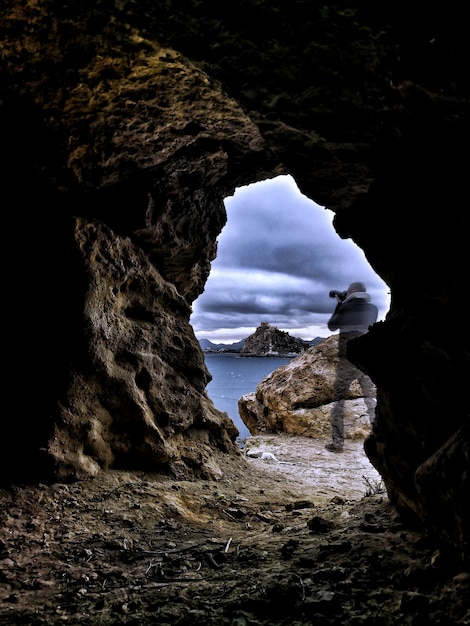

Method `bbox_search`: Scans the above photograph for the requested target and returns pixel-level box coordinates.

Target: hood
[344,291,371,303]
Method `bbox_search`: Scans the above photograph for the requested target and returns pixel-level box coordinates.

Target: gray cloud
[191,176,390,343]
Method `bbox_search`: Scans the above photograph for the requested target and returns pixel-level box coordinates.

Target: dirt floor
[1,434,469,625]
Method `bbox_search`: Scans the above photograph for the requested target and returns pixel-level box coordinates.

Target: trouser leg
[358,372,377,424]
[330,357,351,446]
[330,399,345,446]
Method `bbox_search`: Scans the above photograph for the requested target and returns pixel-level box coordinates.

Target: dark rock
[285,500,315,511]
[280,539,299,559]
[307,516,335,534]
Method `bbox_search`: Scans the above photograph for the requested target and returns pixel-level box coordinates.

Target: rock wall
[1,1,469,561]
[1,3,279,482]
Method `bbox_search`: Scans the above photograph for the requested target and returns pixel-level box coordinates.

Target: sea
[203,353,292,442]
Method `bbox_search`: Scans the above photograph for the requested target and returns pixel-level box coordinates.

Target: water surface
[203,353,291,440]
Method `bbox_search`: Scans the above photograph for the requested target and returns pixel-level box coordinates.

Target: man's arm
[327,301,344,331]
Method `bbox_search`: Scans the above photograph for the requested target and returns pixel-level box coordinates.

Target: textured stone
[238,335,374,439]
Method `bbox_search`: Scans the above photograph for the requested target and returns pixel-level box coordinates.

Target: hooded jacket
[327,291,378,335]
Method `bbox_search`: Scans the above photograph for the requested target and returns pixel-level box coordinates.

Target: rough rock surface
[240,322,308,357]
[239,335,375,439]
[1,435,469,625]
[1,0,469,572]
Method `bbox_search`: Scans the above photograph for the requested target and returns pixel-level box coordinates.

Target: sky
[190,175,390,344]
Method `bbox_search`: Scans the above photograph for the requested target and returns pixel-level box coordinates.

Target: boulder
[238,335,375,439]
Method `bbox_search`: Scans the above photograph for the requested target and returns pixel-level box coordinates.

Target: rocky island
[240,322,313,357]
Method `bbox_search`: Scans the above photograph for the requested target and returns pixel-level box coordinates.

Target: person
[325,281,378,452]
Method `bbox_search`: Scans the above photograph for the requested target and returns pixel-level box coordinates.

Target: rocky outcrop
[1,4,271,482]
[0,1,469,562]
[240,323,308,357]
[239,335,374,439]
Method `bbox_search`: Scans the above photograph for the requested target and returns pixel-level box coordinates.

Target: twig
[205,553,221,569]
[222,509,237,521]
[292,574,305,601]
[95,482,138,501]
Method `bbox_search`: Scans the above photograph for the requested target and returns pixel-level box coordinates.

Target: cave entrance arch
[191,175,390,440]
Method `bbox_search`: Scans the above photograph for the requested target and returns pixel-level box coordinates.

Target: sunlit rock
[238,335,374,439]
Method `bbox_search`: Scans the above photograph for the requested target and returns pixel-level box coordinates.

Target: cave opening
[191,174,390,440]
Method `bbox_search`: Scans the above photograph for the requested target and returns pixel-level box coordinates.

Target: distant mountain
[199,330,322,354]
[199,338,246,352]
[303,337,323,347]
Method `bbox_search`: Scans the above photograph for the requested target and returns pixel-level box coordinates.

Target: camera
[329,290,347,301]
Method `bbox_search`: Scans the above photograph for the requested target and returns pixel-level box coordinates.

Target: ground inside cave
[0,434,468,625]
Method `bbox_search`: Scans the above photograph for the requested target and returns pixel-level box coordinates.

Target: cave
[0,1,469,622]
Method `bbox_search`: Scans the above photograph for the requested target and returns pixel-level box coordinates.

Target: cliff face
[1,1,469,562]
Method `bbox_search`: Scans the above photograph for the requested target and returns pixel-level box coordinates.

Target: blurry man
[326,281,378,452]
